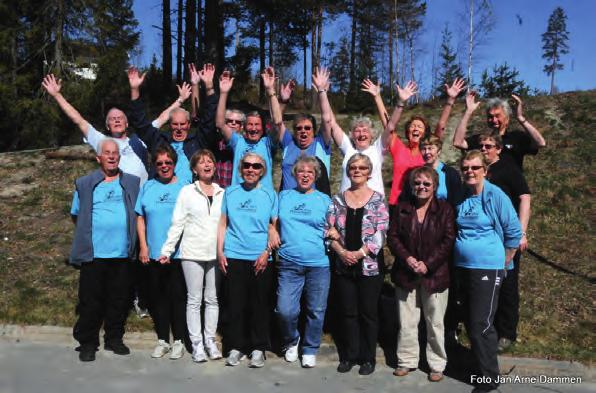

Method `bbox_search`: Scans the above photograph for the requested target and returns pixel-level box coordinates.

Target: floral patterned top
[326,191,389,276]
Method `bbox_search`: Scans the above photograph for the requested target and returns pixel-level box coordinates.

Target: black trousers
[456,267,505,390]
[224,258,274,353]
[333,272,383,364]
[73,259,131,349]
[145,260,187,342]
[494,251,521,341]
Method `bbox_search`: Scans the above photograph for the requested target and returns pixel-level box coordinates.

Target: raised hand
[261,66,276,91]
[177,82,192,101]
[396,80,418,103]
[219,70,234,94]
[312,67,330,92]
[445,77,466,99]
[199,63,215,86]
[361,78,381,97]
[127,66,146,89]
[280,79,296,102]
[465,91,481,112]
[511,94,524,120]
[189,63,200,85]
[42,74,62,97]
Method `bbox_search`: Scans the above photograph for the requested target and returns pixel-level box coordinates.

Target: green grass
[0,91,594,363]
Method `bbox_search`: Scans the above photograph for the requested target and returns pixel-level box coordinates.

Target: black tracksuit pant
[494,251,521,341]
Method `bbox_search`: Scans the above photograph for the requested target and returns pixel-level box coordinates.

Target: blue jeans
[275,258,330,355]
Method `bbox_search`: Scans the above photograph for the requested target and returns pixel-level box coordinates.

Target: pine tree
[480,63,529,98]
[542,7,569,95]
[436,24,463,98]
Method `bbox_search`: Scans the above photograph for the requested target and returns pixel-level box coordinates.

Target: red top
[389,137,424,205]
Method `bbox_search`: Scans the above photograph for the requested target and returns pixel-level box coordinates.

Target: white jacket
[161,182,224,261]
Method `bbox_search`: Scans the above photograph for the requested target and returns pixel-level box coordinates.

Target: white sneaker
[169,340,185,360]
[284,339,299,362]
[301,354,316,368]
[226,349,245,366]
[151,340,170,358]
[205,339,222,360]
[249,350,265,368]
[192,347,207,363]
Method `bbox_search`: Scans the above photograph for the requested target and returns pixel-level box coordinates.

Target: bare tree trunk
[349,1,357,93]
[303,40,307,106]
[467,0,473,89]
[176,0,183,84]
[163,0,172,85]
[204,0,223,69]
[53,0,64,74]
[259,18,266,102]
[184,0,197,80]
[197,0,203,64]
[550,56,556,95]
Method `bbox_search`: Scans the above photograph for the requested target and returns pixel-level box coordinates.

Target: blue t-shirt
[454,194,505,269]
[435,161,448,200]
[278,189,331,267]
[221,184,278,261]
[228,133,275,189]
[280,132,331,191]
[135,179,185,260]
[170,142,192,185]
[71,180,128,259]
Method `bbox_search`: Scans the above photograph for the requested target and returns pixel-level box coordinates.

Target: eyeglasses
[226,119,242,125]
[242,162,263,170]
[413,181,433,187]
[294,125,313,131]
[156,160,174,166]
[349,165,369,171]
[479,144,496,150]
[461,165,484,172]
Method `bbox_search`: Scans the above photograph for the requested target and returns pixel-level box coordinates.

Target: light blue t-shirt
[280,132,331,191]
[170,142,192,185]
[435,161,448,200]
[222,184,278,261]
[71,180,128,259]
[135,179,185,260]
[278,189,331,267]
[454,194,505,269]
[228,133,275,190]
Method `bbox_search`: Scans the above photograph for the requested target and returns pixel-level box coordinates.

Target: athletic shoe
[284,339,299,362]
[192,347,208,363]
[169,340,184,360]
[78,346,96,362]
[428,371,444,382]
[151,340,170,358]
[359,362,375,375]
[226,349,245,366]
[337,360,355,373]
[104,340,130,355]
[205,339,222,360]
[249,350,265,368]
[301,354,316,368]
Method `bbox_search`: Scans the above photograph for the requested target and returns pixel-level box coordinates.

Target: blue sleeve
[228,132,239,150]
[281,130,293,148]
[497,191,522,248]
[71,191,80,216]
[271,190,279,219]
[134,185,145,216]
[318,135,332,153]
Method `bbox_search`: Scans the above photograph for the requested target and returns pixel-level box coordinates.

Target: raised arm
[453,91,481,150]
[262,66,285,141]
[215,71,234,141]
[361,79,389,129]
[313,67,340,146]
[189,63,200,119]
[153,83,192,128]
[42,74,89,135]
[434,78,466,138]
[384,81,418,147]
[279,79,295,116]
[511,94,546,148]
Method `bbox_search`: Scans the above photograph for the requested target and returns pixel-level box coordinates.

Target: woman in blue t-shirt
[275,156,331,368]
[135,144,186,360]
[217,152,279,368]
[453,150,521,392]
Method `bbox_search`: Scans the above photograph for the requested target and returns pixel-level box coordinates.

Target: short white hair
[486,98,511,118]
[97,138,120,155]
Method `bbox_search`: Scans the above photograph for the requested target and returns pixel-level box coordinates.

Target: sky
[132,0,596,94]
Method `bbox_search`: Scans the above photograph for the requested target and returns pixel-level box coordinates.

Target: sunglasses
[242,162,263,170]
[461,165,483,171]
[156,160,174,166]
[413,181,433,187]
[349,165,369,171]
[226,119,242,125]
[480,144,496,150]
[295,125,313,131]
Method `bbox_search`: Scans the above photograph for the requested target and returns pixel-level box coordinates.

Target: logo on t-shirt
[290,203,311,215]
[238,198,257,212]
[158,192,173,203]
[102,189,122,203]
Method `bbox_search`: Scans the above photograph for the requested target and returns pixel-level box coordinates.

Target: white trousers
[396,285,448,372]
[181,260,220,350]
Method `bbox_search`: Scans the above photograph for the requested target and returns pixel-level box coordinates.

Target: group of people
[42,60,545,393]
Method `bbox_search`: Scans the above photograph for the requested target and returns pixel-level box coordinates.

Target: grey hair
[291,155,321,180]
[168,107,191,122]
[346,153,373,174]
[97,137,120,155]
[239,152,267,178]
[226,109,246,124]
[485,98,511,118]
[350,116,379,140]
[104,108,128,130]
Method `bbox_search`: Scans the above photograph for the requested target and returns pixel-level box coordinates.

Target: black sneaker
[337,360,355,373]
[79,347,96,362]
[359,362,375,375]
[104,340,130,355]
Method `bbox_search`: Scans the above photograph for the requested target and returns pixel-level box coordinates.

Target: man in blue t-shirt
[69,139,140,363]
